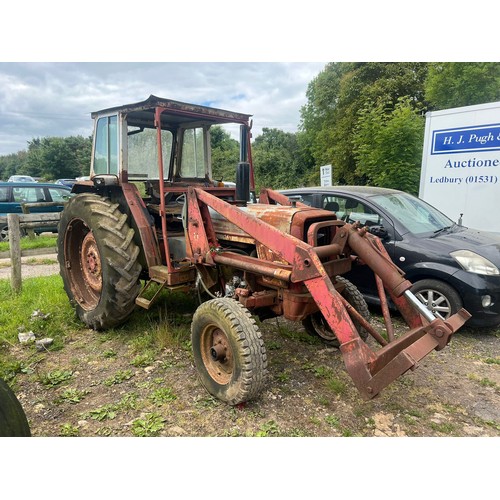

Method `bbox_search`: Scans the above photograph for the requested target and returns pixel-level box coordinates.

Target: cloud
[0,62,325,155]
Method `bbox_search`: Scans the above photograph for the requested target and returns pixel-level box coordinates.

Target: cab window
[180,127,206,178]
[94,115,118,175]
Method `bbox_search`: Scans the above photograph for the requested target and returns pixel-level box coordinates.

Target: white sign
[419,101,500,232]
[320,164,332,186]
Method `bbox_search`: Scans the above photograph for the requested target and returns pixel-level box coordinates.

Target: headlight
[450,250,500,276]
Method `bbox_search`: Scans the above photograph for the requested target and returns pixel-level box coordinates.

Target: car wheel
[411,279,462,320]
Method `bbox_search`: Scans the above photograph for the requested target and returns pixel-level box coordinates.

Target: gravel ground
[0,252,59,279]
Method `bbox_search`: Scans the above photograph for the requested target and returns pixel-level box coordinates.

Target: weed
[276,370,291,383]
[40,369,73,388]
[341,429,354,437]
[56,388,88,404]
[132,412,165,437]
[325,415,339,427]
[467,373,497,388]
[311,365,333,378]
[150,387,177,406]
[484,357,500,365]
[97,427,112,436]
[59,423,79,437]
[310,416,322,426]
[255,420,280,437]
[267,341,281,350]
[102,349,117,359]
[131,352,154,367]
[116,393,140,411]
[104,370,133,386]
[327,378,347,395]
[430,422,456,435]
[85,405,117,421]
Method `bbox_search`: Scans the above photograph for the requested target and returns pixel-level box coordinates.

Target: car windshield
[371,192,454,236]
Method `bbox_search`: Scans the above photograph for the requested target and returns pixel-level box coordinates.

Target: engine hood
[425,226,500,264]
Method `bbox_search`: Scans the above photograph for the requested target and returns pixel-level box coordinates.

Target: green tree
[23,136,92,180]
[425,62,500,110]
[300,62,428,185]
[353,97,424,195]
[252,128,309,191]
[210,125,240,183]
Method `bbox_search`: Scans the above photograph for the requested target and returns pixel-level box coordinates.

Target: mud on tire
[57,193,142,330]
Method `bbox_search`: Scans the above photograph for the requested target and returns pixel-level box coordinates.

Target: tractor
[57,95,471,405]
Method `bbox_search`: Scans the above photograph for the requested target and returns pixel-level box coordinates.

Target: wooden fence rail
[0,212,61,293]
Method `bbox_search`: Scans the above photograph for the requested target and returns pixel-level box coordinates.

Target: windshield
[371,192,454,236]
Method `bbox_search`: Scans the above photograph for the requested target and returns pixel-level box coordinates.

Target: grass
[0,235,57,253]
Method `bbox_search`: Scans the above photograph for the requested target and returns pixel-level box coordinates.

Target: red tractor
[57,95,470,405]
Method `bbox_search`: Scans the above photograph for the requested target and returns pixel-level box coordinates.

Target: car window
[0,186,9,202]
[12,187,47,203]
[48,187,71,202]
[288,194,314,206]
[322,195,382,226]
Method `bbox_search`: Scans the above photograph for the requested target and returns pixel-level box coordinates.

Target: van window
[0,186,9,202]
[12,186,47,203]
[48,187,71,202]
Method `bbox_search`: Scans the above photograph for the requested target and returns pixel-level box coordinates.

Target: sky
[0,62,326,156]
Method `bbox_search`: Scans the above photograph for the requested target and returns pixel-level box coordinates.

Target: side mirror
[369,225,389,239]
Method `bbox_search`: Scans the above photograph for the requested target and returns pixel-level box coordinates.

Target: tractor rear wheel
[0,378,31,437]
[302,276,370,348]
[191,298,268,405]
[57,193,142,330]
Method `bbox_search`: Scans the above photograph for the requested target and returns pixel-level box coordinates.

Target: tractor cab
[87,94,253,201]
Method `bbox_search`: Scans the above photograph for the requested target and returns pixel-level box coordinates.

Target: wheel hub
[81,232,102,292]
[201,327,233,384]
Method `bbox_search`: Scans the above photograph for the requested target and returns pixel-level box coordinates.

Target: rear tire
[191,298,268,405]
[57,193,142,330]
[302,276,370,348]
[0,378,31,437]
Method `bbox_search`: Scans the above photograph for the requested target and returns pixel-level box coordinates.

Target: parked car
[7,175,36,183]
[55,178,77,188]
[0,182,73,241]
[279,186,500,328]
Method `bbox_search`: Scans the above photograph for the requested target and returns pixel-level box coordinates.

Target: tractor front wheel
[191,298,268,405]
[302,276,370,348]
[57,193,142,330]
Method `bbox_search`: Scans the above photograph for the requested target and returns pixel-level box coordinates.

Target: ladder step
[135,296,153,310]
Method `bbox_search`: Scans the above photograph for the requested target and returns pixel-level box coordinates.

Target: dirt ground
[9,305,500,438]
[2,253,499,438]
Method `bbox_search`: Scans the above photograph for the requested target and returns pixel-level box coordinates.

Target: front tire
[191,298,268,405]
[57,193,142,330]
[302,276,370,348]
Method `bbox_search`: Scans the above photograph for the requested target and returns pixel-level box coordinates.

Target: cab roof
[91,94,252,128]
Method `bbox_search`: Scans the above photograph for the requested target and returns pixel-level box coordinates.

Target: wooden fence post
[7,213,22,293]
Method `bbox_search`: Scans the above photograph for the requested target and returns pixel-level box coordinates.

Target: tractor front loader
[58,95,471,405]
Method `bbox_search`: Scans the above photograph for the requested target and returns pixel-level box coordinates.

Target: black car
[280,186,500,328]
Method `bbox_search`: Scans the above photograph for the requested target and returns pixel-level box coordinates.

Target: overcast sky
[0,62,326,156]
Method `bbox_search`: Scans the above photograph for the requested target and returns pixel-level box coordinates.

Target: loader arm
[186,187,471,399]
